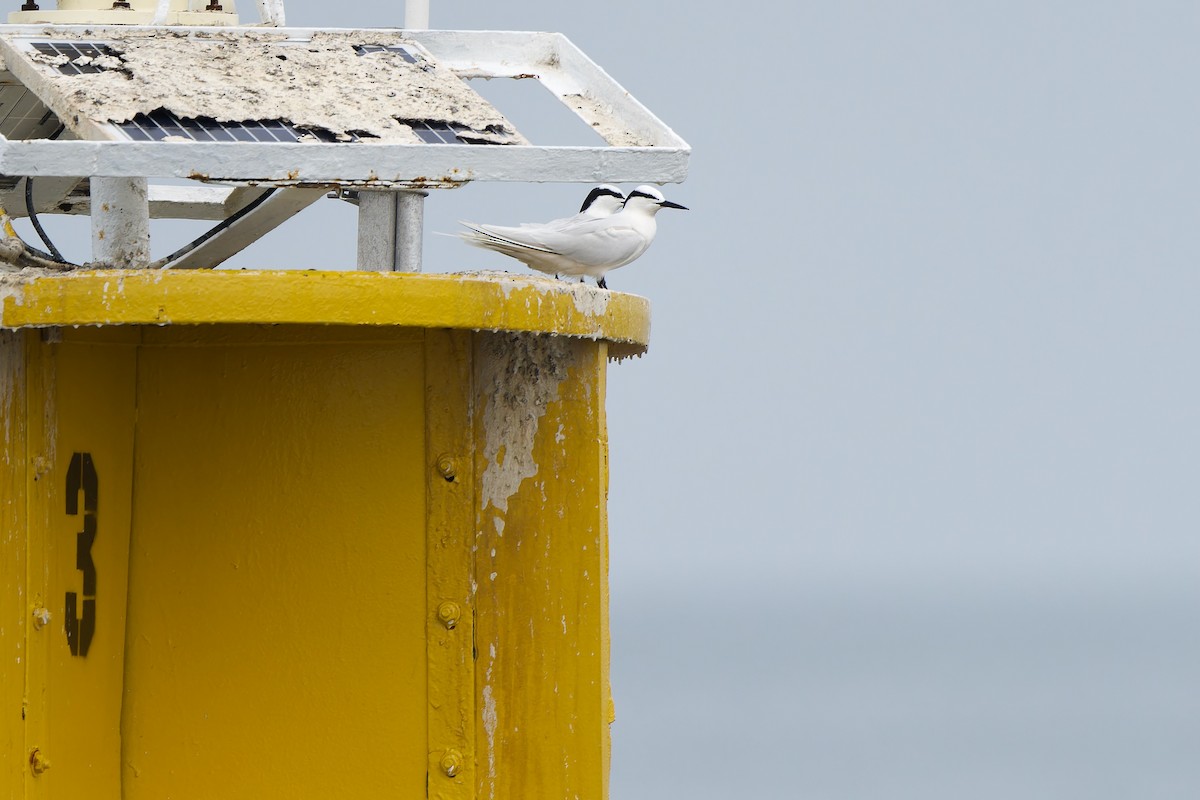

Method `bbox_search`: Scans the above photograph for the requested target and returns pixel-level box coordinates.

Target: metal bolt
[440,749,462,778]
[437,602,460,630]
[436,456,457,481]
[29,749,50,775]
[31,607,50,630]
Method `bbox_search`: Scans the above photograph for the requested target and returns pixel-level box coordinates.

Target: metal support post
[405,0,428,30]
[91,177,150,268]
[356,191,397,272]
[395,190,426,273]
[357,190,425,272]
[258,0,285,25]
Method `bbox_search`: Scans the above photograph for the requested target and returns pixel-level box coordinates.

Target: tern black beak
[660,200,688,210]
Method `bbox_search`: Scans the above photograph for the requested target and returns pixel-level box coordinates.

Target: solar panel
[118,109,495,146]
[404,120,468,144]
[0,85,59,139]
[352,44,419,63]
[30,41,122,75]
[117,109,351,143]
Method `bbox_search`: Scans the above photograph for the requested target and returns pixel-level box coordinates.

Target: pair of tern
[457,184,687,289]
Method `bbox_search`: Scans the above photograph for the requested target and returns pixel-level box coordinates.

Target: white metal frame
[0,26,690,270]
[0,27,689,187]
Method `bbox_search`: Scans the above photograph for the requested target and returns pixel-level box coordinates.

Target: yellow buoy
[0,269,649,799]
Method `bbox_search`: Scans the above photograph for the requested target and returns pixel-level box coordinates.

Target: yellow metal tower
[1,270,650,798]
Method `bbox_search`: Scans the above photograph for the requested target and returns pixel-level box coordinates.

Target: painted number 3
[65,452,98,657]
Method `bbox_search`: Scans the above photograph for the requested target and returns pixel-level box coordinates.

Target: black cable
[156,188,277,268]
[24,124,68,263]
[24,177,64,262]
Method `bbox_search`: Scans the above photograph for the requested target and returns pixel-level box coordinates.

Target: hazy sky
[30,2,1200,796]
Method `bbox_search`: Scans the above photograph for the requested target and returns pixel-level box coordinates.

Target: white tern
[458,184,687,289]
[576,184,626,217]
[516,184,625,232]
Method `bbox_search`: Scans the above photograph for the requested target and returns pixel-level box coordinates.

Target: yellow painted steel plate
[0,269,650,351]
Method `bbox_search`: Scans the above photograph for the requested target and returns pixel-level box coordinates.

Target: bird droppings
[19,29,528,145]
[477,331,579,514]
[562,93,654,147]
[482,675,498,783]
[563,281,611,316]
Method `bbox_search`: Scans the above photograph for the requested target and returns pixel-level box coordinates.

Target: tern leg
[598,277,608,290]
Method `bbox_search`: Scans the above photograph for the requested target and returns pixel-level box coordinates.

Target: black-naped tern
[516,184,625,233]
[577,184,626,216]
[459,185,687,289]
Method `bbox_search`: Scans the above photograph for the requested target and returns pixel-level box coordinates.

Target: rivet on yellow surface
[436,455,457,481]
[439,749,462,778]
[437,601,461,630]
[29,749,50,775]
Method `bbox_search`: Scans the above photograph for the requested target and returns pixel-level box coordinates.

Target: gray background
[30,2,1200,797]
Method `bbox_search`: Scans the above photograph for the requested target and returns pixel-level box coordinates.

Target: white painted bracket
[45,184,242,220]
[0,140,687,187]
[165,188,325,269]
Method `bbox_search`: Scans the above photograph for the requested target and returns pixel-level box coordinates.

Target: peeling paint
[467,270,611,319]
[0,268,68,327]
[0,278,24,329]
[563,280,610,317]
[482,655,498,784]
[477,331,575,513]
